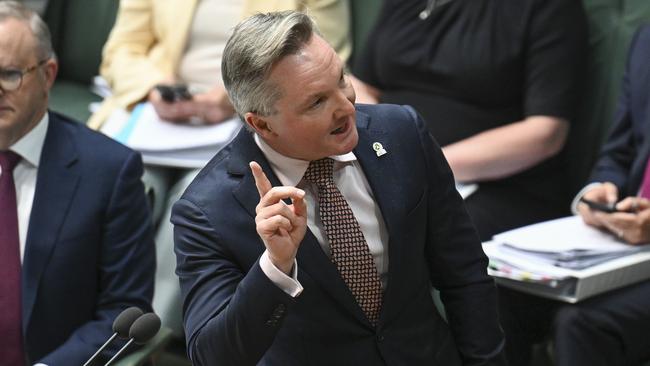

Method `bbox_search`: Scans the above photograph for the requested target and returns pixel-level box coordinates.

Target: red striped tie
[0,150,25,364]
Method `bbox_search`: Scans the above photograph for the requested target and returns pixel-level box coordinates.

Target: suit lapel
[353,111,411,326]
[628,101,650,194]
[228,129,373,326]
[22,115,80,333]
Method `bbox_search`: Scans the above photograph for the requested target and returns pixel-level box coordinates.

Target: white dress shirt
[254,134,390,297]
[2,114,48,263]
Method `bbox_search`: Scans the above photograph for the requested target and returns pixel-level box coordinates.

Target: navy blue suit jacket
[589,26,650,193]
[172,104,506,366]
[24,112,155,365]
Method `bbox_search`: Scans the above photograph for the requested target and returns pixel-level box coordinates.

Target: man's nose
[333,89,355,120]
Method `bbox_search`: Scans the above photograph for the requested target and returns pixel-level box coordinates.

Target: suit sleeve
[404,106,507,365]
[38,152,155,365]
[587,27,649,193]
[172,198,296,366]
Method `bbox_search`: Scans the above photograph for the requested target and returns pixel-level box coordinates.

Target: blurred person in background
[351,0,588,241]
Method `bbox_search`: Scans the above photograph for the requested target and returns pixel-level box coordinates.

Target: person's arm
[445,0,587,182]
[100,0,170,106]
[406,105,506,365]
[443,115,568,182]
[172,163,308,366]
[37,152,155,365]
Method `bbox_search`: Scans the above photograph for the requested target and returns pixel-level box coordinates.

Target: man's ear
[244,112,275,138]
[43,58,58,89]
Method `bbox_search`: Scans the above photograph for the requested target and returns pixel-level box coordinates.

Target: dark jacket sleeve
[172,197,296,366]
[588,27,650,195]
[405,105,507,365]
[39,152,155,366]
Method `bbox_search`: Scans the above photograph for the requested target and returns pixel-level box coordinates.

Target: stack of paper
[101,102,242,168]
[492,217,641,270]
[484,216,650,302]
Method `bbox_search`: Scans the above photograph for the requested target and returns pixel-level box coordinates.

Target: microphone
[104,312,161,366]
[82,307,144,366]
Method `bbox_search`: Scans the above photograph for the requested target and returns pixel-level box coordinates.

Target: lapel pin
[372,142,387,157]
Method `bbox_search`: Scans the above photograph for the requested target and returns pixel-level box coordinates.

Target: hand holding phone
[155,84,192,103]
[579,197,618,213]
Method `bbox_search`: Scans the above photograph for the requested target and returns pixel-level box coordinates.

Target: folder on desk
[483,216,650,303]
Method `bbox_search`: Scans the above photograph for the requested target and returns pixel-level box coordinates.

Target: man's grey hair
[222,11,320,119]
[0,1,55,60]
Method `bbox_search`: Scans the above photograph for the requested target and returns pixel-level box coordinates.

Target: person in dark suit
[559,25,650,366]
[498,26,650,366]
[172,11,506,366]
[0,2,155,365]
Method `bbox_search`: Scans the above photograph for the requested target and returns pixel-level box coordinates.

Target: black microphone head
[112,307,144,339]
[129,313,161,345]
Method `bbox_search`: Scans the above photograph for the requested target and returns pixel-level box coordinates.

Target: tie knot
[0,151,21,173]
[303,158,335,186]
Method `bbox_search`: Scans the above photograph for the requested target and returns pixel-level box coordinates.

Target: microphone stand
[104,338,135,366]
[82,333,117,366]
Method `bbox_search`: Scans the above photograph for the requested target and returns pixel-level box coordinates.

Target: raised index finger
[250,161,273,198]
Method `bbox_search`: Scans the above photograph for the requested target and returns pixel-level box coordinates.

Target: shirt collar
[253,133,357,187]
[11,112,49,168]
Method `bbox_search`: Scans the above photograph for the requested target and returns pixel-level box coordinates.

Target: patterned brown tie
[303,158,383,325]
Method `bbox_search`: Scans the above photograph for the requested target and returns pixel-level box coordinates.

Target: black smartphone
[579,197,618,213]
[155,84,192,103]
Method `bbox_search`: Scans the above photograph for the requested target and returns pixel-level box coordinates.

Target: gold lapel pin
[372,142,387,157]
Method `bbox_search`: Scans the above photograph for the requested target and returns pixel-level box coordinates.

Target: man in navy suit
[172,11,505,366]
[561,25,650,366]
[0,2,154,365]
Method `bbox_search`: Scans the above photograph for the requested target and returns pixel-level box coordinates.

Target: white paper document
[101,103,242,168]
[493,216,634,254]
[484,216,650,302]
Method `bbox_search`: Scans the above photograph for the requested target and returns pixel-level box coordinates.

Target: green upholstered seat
[347,0,383,66]
[567,0,650,194]
[43,0,118,123]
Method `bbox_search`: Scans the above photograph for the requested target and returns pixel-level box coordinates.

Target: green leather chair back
[42,0,119,122]
[348,0,383,66]
[567,0,650,194]
[43,0,118,85]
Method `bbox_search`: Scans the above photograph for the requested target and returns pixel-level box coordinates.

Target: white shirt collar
[253,133,357,187]
[10,112,49,168]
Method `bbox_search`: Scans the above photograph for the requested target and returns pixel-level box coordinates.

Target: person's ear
[244,112,275,138]
[42,58,58,89]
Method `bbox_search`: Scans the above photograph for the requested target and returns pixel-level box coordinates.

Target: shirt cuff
[570,182,603,214]
[259,251,303,297]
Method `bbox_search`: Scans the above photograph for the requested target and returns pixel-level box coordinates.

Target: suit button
[376,334,385,342]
